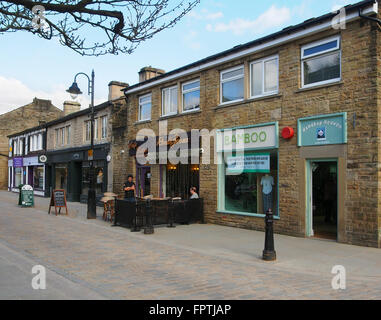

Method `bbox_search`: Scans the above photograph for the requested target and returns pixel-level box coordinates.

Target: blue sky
[0,0,356,113]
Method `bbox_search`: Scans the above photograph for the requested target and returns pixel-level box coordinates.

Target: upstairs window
[66,126,71,145]
[250,55,279,98]
[182,80,200,112]
[60,128,65,146]
[162,86,178,116]
[101,115,108,139]
[301,36,341,88]
[85,121,91,142]
[55,129,59,146]
[139,94,151,121]
[220,66,244,104]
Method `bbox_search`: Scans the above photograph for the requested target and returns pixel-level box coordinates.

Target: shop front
[216,122,279,218]
[129,132,200,199]
[23,155,46,196]
[297,112,347,241]
[46,144,110,202]
[9,157,25,192]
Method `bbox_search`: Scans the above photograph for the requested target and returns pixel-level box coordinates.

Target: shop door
[307,160,338,240]
[137,167,151,197]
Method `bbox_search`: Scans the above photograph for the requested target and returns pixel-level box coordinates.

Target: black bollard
[262,208,276,261]
[144,199,154,234]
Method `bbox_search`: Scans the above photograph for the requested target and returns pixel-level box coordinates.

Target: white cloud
[187,9,224,21]
[206,5,291,36]
[183,30,201,50]
[0,76,105,115]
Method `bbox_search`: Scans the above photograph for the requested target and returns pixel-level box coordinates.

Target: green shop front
[216,122,279,219]
[297,112,347,242]
[46,144,110,202]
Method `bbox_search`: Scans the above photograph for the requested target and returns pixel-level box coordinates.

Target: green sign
[226,153,270,174]
[20,185,34,207]
[297,113,347,147]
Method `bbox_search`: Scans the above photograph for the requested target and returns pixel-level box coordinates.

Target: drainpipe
[359,8,381,31]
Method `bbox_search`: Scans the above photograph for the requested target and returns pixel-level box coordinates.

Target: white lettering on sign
[216,125,277,152]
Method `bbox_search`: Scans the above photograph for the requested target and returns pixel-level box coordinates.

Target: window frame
[162,85,178,117]
[66,126,71,145]
[182,79,200,113]
[220,65,245,105]
[249,55,279,99]
[138,93,152,122]
[301,35,341,88]
[101,115,108,139]
[84,121,91,142]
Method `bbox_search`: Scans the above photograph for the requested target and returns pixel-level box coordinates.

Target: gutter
[359,7,381,29]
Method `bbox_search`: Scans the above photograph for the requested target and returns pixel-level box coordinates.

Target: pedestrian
[123,174,136,202]
[190,186,199,199]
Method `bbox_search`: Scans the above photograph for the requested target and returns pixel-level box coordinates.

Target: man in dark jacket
[123,174,136,202]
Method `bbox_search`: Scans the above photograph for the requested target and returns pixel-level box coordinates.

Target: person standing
[123,174,136,202]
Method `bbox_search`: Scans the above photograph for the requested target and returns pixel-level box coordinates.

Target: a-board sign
[48,189,68,216]
[19,185,34,207]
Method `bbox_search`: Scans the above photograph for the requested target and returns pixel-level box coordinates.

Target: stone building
[116,0,381,248]
[0,98,63,190]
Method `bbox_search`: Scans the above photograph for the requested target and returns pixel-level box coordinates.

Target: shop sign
[226,153,270,173]
[13,157,23,167]
[297,113,347,147]
[23,156,39,166]
[39,155,48,163]
[216,123,278,152]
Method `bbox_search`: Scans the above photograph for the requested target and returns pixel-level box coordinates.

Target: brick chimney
[63,101,81,116]
[108,81,129,101]
[138,66,165,83]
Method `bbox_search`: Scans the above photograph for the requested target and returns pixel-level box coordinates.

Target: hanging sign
[226,153,270,173]
[20,185,34,207]
[48,189,68,216]
[216,123,278,152]
[297,113,347,147]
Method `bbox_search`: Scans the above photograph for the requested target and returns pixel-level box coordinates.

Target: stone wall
[115,18,381,247]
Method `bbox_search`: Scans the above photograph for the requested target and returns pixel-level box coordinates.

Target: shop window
[250,55,279,98]
[139,94,152,121]
[55,164,68,190]
[301,36,341,88]
[182,80,200,112]
[220,66,244,104]
[14,167,22,187]
[219,151,278,216]
[161,163,199,199]
[162,86,178,116]
[33,166,44,190]
[82,161,105,195]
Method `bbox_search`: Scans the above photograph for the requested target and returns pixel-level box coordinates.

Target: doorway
[137,166,151,197]
[307,160,338,240]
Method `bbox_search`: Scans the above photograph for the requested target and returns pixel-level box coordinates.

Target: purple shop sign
[13,157,23,167]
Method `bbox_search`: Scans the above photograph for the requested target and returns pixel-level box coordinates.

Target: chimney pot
[138,66,165,83]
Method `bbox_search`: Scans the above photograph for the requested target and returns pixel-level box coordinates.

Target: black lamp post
[66,70,96,219]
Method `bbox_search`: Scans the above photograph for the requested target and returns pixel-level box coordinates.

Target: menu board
[20,185,34,207]
[48,189,68,216]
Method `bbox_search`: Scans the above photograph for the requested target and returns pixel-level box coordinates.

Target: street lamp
[66,70,96,219]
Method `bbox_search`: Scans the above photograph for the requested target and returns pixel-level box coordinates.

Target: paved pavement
[0,191,380,299]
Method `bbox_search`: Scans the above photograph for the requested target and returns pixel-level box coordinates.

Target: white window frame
[66,126,71,145]
[220,65,245,105]
[301,35,341,88]
[162,85,178,117]
[249,55,279,99]
[182,79,200,113]
[55,129,59,147]
[94,118,98,140]
[101,115,108,139]
[85,121,91,142]
[138,93,152,122]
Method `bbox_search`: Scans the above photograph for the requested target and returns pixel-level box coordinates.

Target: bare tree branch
[0,0,200,56]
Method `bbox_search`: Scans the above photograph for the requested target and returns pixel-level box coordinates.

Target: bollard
[144,199,154,234]
[262,208,276,261]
